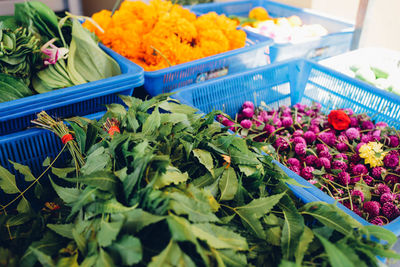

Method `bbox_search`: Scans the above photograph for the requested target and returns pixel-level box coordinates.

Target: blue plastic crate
[190,0,354,63]
[171,58,400,235]
[144,29,273,95]
[0,44,144,136]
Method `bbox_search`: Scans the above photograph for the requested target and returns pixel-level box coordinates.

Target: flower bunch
[83,0,246,71]
[228,101,400,225]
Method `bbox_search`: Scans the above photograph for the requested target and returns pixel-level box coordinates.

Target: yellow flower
[359,142,387,167]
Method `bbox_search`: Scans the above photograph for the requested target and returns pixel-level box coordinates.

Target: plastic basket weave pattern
[144,29,273,95]
[0,45,144,136]
[171,58,400,235]
[190,0,354,63]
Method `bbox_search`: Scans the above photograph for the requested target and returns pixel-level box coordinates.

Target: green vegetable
[0,95,399,266]
[0,74,32,102]
[371,67,389,79]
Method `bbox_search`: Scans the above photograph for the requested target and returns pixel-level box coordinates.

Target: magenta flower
[316,157,331,170]
[363,175,374,185]
[362,121,375,130]
[337,171,350,185]
[375,183,391,195]
[312,102,322,111]
[301,166,314,180]
[350,153,361,164]
[305,155,317,166]
[336,142,348,152]
[350,117,359,127]
[351,164,368,176]
[372,130,381,141]
[294,143,307,156]
[305,110,315,116]
[289,165,301,175]
[382,202,400,219]
[376,122,388,129]
[350,176,361,184]
[309,125,320,134]
[363,201,381,218]
[292,129,304,138]
[356,142,366,152]
[287,158,301,168]
[371,166,385,179]
[332,160,348,171]
[294,103,306,112]
[345,127,360,140]
[385,174,399,185]
[264,124,276,136]
[240,119,252,129]
[318,150,332,161]
[352,190,365,202]
[323,174,334,181]
[335,153,348,161]
[316,144,329,153]
[242,101,254,110]
[281,117,293,128]
[275,137,289,150]
[389,135,399,147]
[384,152,399,168]
[370,216,384,225]
[361,134,373,143]
[242,108,254,118]
[310,118,321,126]
[380,193,395,204]
[343,108,354,116]
[273,118,282,128]
[293,137,306,145]
[318,132,336,146]
[304,131,317,144]
[40,38,69,65]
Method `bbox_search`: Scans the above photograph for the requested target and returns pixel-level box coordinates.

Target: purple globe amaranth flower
[273,118,282,128]
[363,201,381,218]
[364,175,374,185]
[242,101,254,111]
[264,124,276,136]
[382,202,400,220]
[312,102,322,111]
[289,165,301,175]
[316,157,331,170]
[323,174,334,181]
[362,120,375,130]
[281,116,293,128]
[318,132,336,146]
[332,160,348,171]
[337,171,351,185]
[292,129,304,138]
[371,166,385,179]
[316,144,329,153]
[350,153,361,164]
[305,155,318,166]
[293,103,306,112]
[350,176,361,185]
[240,119,252,129]
[345,127,361,140]
[376,121,388,129]
[338,134,349,143]
[318,150,332,161]
[335,153,348,161]
[310,118,322,126]
[275,137,290,151]
[308,125,320,134]
[303,131,317,144]
[375,183,391,195]
[380,193,395,204]
[305,110,315,117]
[370,216,384,225]
[350,117,359,127]
[343,108,354,116]
[384,152,399,168]
[260,110,269,121]
[356,142,367,153]
[343,201,363,217]
[361,134,374,143]
[293,137,306,145]
[242,107,254,118]
[352,164,368,176]
[336,142,348,152]
[352,190,365,202]
[287,158,301,168]
[372,129,381,139]
[389,135,399,147]
[385,174,399,185]
[294,143,307,156]
[301,166,314,180]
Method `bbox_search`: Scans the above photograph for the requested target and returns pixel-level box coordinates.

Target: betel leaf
[280,195,304,261]
[98,220,124,247]
[109,235,142,265]
[0,165,19,194]
[148,240,196,267]
[47,224,74,239]
[219,167,238,201]
[153,165,189,189]
[192,149,214,175]
[314,233,355,267]
[236,192,285,219]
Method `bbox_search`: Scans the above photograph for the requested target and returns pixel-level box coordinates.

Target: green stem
[111,0,123,16]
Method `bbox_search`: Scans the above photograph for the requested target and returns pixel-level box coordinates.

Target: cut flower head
[359,142,387,167]
[40,38,69,65]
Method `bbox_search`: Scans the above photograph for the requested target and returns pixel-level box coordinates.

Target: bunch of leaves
[0,26,41,86]
[0,94,399,267]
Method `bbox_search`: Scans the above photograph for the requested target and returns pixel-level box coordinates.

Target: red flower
[328,110,351,130]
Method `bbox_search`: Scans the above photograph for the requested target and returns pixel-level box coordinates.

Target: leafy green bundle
[0,95,399,266]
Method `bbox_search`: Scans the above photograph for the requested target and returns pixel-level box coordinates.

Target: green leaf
[142,107,160,136]
[215,135,236,150]
[153,166,189,189]
[86,199,137,215]
[10,161,35,181]
[295,226,314,265]
[68,121,86,154]
[278,260,300,267]
[229,148,260,166]
[148,240,196,267]
[16,197,31,213]
[109,235,142,265]
[169,192,219,223]
[80,147,111,176]
[66,171,118,192]
[56,254,79,267]
[6,213,31,226]
[264,214,282,246]
[98,220,123,247]
[315,232,355,267]
[219,167,238,201]
[47,224,74,239]
[30,247,55,267]
[0,165,19,194]
[51,167,76,178]
[120,209,165,233]
[80,256,97,267]
[192,149,214,175]
[238,165,258,177]
[191,223,248,250]
[216,249,248,267]
[158,100,198,114]
[69,186,97,218]
[280,196,304,260]
[362,225,397,246]
[50,178,80,204]
[106,104,127,118]
[355,180,372,202]
[236,192,285,219]
[72,227,86,254]
[235,209,265,239]
[96,248,115,267]
[42,157,51,167]
[301,202,359,235]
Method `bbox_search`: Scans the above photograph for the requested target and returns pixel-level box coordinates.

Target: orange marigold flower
[249,7,270,20]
